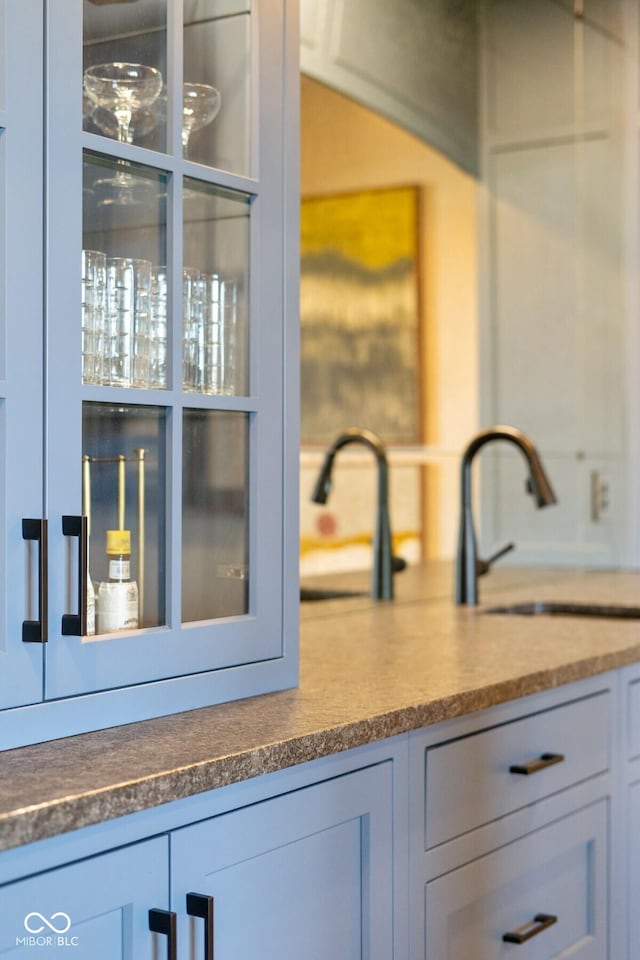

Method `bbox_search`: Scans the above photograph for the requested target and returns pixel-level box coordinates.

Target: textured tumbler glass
[81,249,107,384]
[202,272,222,394]
[106,257,152,388]
[150,266,168,389]
[220,277,239,396]
[182,266,205,392]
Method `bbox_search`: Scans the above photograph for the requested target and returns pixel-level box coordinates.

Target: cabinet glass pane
[83,152,168,388]
[83,0,167,152]
[182,409,249,622]
[183,3,250,173]
[183,181,250,395]
[83,402,166,635]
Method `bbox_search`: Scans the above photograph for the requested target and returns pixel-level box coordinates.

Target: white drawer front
[426,802,607,959]
[425,692,609,848]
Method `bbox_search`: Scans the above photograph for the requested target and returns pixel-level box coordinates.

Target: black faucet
[311,427,394,601]
[455,425,557,605]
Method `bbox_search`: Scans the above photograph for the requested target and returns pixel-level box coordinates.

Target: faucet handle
[476,541,515,576]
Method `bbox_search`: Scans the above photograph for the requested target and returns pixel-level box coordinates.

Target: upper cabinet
[478,0,629,569]
[300,0,479,174]
[0,0,299,749]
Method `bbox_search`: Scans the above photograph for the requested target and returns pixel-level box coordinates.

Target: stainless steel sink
[300,587,366,603]
[485,601,640,620]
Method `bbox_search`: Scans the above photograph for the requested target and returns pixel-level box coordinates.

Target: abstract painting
[300,185,421,444]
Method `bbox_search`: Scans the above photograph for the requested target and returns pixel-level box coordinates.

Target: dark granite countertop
[2,561,640,852]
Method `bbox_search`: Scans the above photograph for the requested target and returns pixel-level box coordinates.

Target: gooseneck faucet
[311,427,394,601]
[456,425,557,605]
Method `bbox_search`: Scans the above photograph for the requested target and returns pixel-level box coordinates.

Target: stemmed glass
[84,62,164,144]
[182,83,221,158]
[84,62,163,205]
[88,104,161,144]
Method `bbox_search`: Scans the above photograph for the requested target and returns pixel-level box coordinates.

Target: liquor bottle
[96,529,139,633]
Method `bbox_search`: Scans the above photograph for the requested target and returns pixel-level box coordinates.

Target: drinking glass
[84,63,164,205]
[183,267,205,392]
[182,83,221,158]
[219,277,239,396]
[202,273,223,395]
[81,249,107,384]
[106,257,153,388]
[84,62,163,144]
[150,267,168,390]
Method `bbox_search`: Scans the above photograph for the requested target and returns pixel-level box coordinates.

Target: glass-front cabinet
[0,0,298,747]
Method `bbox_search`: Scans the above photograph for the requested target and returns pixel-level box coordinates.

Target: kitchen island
[1,561,638,957]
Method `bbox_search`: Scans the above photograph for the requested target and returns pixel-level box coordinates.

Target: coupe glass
[182,82,221,158]
[84,62,163,144]
[84,63,164,206]
[89,104,161,144]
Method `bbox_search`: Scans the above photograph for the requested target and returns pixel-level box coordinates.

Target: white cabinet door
[0,0,45,710]
[0,838,168,959]
[171,763,395,960]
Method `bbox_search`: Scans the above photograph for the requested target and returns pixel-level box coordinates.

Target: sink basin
[485,601,640,620]
[300,587,366,603]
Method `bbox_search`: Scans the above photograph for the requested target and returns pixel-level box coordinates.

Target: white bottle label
[109,559,130,580]
[97,580,139,633]
[86,575,96,637]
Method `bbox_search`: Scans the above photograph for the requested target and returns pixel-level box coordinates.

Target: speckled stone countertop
[2,562,640,853]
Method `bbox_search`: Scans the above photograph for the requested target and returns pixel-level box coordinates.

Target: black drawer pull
[61,515,88,636]
[22,519,48,643]
[187,892,214,960]
[149,908,177,959]
[509,752,564,775]
[503,912,558,943]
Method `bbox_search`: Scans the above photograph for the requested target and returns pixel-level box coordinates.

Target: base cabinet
[0,672,630,960]
[425,803,607,959]
[0,758,396,959]
[623,666,640,960]
[0,839,168,958]
[410,676,614,960]
[627,781,640,960]
[172,764,394,960]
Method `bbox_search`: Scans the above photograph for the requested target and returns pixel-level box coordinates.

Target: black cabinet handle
[149,908,177,959]
[509,752,564,775]
[503,912,558,943]
[22,519,48,643]
[61,515,88,636]
[187,892,214,960]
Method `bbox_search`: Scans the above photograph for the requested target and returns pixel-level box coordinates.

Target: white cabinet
[478,0,628,568]
[410,677,614,959]
[171,763,394,959]
[0,839,169,958]
[299,0,478,174]
[621,665,640,960]
[0,0,299,750]
[0,749,399,960]
[426,803,607,959]
[424,691,609,847]
[0,671,625,960]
